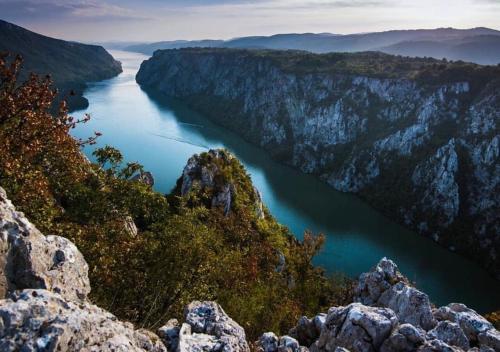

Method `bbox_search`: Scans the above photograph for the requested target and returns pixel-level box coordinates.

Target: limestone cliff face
[136,48,500,277]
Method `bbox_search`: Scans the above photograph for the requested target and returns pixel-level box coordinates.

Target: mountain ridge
[124,27,500,64]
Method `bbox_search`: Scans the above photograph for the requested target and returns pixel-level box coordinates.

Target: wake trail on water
[149,132,210,150]
[177,122,205,128]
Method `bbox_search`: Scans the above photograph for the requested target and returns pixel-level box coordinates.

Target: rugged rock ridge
[257,258,500,352]
[136,48,500,277]
[1,185,498,351]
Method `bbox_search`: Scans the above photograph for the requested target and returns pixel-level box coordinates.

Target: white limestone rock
[477,329,500,351]
[377,282,437,331]
[426,321,469,350]
[183,301,250,352]
[380,323,426,352]
[0,289,166,352]
[314,303,398,352]
[279,335,301,352]
[158,319,180,351]
[259,332,280,352]
[433,304,494,343]
[0,187,90,302]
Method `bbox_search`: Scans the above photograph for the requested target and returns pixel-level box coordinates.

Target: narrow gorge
[136,48,500,278]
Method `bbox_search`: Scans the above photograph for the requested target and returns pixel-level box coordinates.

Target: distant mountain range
[125,27,500,65]
[0,20,122,111]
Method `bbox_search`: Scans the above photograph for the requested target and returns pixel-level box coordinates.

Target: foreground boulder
[289,314,326,347]
[380,323,426,352]
[0,289,166,351]
[0,187,90,302]
[433,303,494,343]
[176,301,250,352]
[314,303,398,352]
[158,319,181,351]
[355,258,436,330]
[426,321,470,350]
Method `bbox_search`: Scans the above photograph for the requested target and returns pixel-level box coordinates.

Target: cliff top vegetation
[155,47,500,90]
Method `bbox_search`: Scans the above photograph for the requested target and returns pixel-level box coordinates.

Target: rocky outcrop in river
[136,48,500,278]
[177,149,265,218]
[1,185,499,351]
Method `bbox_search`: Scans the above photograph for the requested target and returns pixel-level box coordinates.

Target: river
[72,50,499,313]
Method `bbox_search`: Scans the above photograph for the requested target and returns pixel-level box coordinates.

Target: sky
[1,0,500,43]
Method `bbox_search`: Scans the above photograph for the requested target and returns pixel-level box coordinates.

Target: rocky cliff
[136,48,500,278]
[1,186,498,351]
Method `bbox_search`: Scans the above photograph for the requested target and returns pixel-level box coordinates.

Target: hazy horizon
[1,0,500,43]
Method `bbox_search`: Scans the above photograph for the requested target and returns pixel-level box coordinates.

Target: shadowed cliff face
[136,48,500,278]
[0,19,122,111]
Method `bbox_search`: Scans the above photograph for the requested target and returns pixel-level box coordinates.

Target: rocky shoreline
[1,185,498,351]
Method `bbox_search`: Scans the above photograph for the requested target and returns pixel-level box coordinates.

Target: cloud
[1,0,498,42]
[0,0,150,22]
[171,0,391,18]
[267,0,388,9]
[176,0,387,7]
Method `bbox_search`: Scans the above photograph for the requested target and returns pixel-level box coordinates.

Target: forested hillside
[0,19,122,110]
